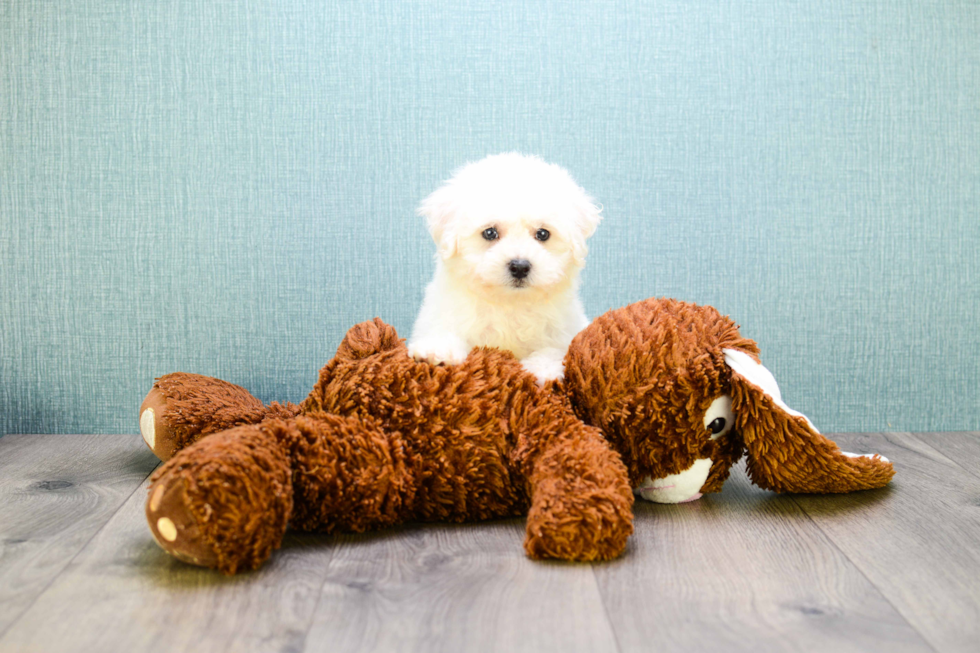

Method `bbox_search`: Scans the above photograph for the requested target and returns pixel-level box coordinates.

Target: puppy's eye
[482,227,499,241]
[535,228,550,242]
[708,418,726,435]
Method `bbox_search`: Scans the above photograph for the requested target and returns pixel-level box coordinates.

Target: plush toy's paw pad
[140,388,179,461]
[140,406,156,449]
[146,478,219,569]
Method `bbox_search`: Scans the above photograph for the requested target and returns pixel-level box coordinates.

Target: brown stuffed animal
[140,298,893,574]
[140,318,635,574]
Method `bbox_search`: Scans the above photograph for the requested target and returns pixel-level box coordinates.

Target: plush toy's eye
[482,227,499,241]
[703,395,734,440]
[535,228,550,242]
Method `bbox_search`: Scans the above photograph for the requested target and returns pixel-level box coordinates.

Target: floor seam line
[788,491,941,653]
[290,538,343,653]
[899,430,980,482]
[590,562,624,653]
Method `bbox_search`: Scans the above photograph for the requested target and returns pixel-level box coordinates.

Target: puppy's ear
[723,348,894,493]
[417,186,460,260]
[568,194,602,267]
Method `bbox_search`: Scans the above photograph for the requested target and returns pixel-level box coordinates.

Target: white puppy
[408,153,601,383]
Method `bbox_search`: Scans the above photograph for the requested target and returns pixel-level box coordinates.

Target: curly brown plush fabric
[146,319,634,574]
[148,424,293,573]
[564,297,894,497]
[140,373,299,460]
[143,297,893,574]
[565,298,756,490]
[730,378,896,493]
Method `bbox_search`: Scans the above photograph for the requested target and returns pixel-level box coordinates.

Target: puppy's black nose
[508,259,532,280]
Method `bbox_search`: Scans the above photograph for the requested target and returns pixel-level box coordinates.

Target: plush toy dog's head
[564,298,894,503]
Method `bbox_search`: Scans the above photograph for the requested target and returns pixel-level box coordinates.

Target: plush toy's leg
[516,401,634,561]
[146,423,293,574]
[146,413,416,574]
[139,372,299,461]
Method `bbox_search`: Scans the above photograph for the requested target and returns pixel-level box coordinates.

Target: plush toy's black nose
[508,259,532,280]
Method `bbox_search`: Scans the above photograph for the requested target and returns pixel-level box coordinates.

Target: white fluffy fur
[409,153,602,383]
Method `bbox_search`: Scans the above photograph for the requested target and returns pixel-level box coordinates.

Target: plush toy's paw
[407,335,470,365]
[146,476,220,569]
[138,373,281,461]
[524,508,632,562]
[146,424,294,574]
[139,386,181,461]
[520,348,566,386]
[524,488,633,562]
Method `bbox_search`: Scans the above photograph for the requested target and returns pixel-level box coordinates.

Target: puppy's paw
[407,336,470,366]
[521,348,566,385]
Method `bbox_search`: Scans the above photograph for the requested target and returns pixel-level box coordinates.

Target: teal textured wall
[1,1,978,435]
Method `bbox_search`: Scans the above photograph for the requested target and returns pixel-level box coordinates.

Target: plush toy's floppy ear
[723,348,894,493]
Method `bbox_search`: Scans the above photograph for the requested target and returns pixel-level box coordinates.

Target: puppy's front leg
[407,331,471,366]
[521,347,567,385]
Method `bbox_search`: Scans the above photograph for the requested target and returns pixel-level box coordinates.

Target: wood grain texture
[0,434,158,636]
[303,521,618,653]
[593,459,931,653]
[4,433,979,652]
[917,431,980,479]
[0,474,332,653]
[792,432,980,653]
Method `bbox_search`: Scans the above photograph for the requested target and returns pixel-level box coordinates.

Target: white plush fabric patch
[842,450,890,463]
[634,458,713,504]
[722,348,819,433]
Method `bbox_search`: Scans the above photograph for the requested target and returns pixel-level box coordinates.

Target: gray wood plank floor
[0,432,977,653]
